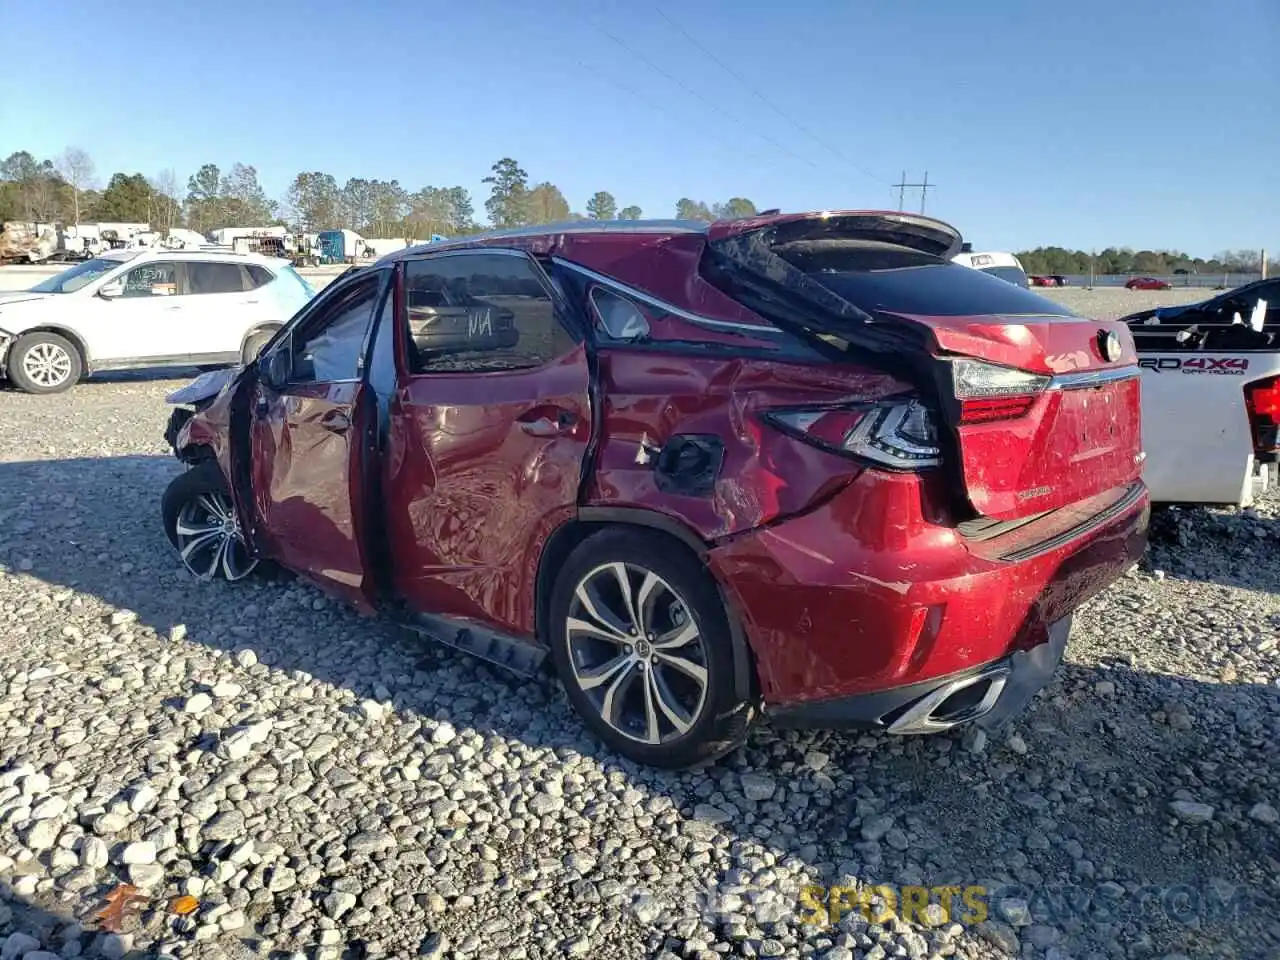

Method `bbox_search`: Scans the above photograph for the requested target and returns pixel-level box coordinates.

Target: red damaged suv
[161,212,1148,768]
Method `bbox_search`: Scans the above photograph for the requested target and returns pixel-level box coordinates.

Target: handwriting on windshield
[468,309,493,339]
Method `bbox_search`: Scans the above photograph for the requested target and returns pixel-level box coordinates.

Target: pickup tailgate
[706,211,1144,522]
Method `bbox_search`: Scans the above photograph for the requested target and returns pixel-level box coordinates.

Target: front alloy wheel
[161,462,258,581]
[567,562,710,745]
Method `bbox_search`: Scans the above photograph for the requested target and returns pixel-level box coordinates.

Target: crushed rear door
[706,212,1144,521]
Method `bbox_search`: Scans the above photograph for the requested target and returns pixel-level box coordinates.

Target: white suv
[0,249,316,393]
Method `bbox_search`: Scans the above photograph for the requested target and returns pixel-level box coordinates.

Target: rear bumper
[768,615,1071,733]
[707,471,1149,722]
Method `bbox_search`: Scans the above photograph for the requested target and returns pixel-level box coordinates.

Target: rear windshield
[782,245,1077,318]
[979,265,1030,288]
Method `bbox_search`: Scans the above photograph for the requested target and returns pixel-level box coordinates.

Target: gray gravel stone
[202,810,245,841]
[1168,800,1215,823]
[1248,802,1278,824]
[23,819,60,851]
[2,933,41,960]
[324,891,357,919]
[119,840,156,864]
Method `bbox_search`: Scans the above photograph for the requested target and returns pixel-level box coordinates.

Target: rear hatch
[706,212,1143,521]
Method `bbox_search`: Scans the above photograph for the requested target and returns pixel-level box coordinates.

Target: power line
[651,5,887,188]
[575,6,823,173]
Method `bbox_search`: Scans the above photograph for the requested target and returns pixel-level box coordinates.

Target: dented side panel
[586,349,914,540]
[248,379,375,611]
[382,346,593,636]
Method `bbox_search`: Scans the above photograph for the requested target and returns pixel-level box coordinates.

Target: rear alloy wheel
[549,529,752,768]
[8,332,82,394]
[161,462,258,581]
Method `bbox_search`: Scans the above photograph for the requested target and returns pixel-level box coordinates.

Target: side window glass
[290,277,380,383]
[404,253,574,373]
[121,263,180,298]
[188,261,249,295]
[246,264,274,290]
[589,287,650,340]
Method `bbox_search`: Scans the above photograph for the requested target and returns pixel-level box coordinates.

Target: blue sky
[1,0,1274,256]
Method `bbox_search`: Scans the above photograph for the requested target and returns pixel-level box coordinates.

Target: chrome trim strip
[551,258,781,335]
[1047,365,1140,390]
[406,247,532,259]
[997,481,1147,564]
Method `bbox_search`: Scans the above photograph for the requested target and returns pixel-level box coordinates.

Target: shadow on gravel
[0,881,146,960]
[1145,504,1280,594]
[1,455,1278,959]
[0,366,211,393]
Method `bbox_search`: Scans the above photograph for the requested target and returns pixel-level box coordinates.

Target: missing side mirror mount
[262,346,292,388]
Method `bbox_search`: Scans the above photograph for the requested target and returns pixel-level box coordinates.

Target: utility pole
[894,170,934,213]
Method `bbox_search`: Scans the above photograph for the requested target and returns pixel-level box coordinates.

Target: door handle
[320,409,351,433]
[518,409,577,437]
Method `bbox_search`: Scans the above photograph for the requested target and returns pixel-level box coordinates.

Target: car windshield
[28,257,122,294]
[279,265,316,299]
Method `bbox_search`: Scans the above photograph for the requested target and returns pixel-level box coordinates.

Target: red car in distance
[161,212,1149,768]
[1125,276,1173,291]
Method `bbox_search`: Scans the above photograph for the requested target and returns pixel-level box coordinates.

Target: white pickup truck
[1124,278,1280,506]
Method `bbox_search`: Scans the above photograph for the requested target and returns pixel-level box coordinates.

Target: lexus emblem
[1098,329,1122,363]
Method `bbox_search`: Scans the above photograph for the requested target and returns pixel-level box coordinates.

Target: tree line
[0,148,762,240]
[1015,245,1274,278]
[3,147,1269,273]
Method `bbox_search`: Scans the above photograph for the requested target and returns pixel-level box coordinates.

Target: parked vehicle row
[950,249,1029,287]
[159,212,1149,768]
[0,249,315,393]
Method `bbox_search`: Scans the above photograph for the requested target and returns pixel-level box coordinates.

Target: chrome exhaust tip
[885,666,1010,735]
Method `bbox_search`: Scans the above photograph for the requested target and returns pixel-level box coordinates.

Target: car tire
[7,331,83,394]
[240,329,277,366]
[161,461,261,582]
[548,528,753,769]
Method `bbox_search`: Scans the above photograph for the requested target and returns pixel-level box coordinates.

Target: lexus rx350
[159,212,1149,768]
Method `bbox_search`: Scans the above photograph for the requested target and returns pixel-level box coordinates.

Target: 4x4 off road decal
[1138,357,1250,375]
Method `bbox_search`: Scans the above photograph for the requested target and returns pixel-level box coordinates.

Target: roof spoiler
[706,210,964,262]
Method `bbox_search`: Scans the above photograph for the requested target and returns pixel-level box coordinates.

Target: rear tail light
[951,358,1050,425]
[1245,376,1280,454]
[761,400,941,469]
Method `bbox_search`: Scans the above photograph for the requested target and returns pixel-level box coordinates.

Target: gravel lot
[0,304,1277,960]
